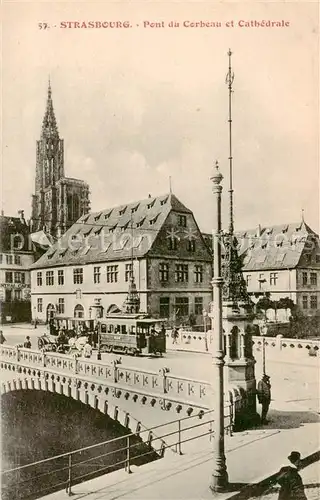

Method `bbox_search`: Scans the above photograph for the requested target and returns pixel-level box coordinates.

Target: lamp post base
[210,469,229,493]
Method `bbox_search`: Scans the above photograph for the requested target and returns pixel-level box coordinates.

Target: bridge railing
[165,331,320,358]
[1,407,232,500]
[0,345,212,408]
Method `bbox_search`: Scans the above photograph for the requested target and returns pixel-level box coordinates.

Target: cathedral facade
[30,82,90,239]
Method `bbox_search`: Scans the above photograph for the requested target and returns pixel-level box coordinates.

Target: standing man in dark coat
[257,374,271,424]
[276,451,307,500]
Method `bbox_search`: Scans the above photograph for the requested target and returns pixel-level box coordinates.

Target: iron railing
[1,406,233,500]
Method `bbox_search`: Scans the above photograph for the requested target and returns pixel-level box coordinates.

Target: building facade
[30,194,213,326]
[203,221,320,317]
[30,82,90,239]
[0,211,34,323]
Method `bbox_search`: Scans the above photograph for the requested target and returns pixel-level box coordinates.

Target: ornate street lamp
[210,160,229,492]
[258,277,268,376]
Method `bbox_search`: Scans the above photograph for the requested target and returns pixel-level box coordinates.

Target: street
[1,323,319,413]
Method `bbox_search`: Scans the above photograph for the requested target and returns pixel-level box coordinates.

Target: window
[0,254,2,264]
[194,265,203,283]
[246,275,251,286]
[310,272,317,286]
[5,289,12,302]
[159,297,170,318]
[316,255,320,263]
[94,266,101,284]
[37,272,42,286]
[311,295,318,310]
[175,297,189,317]
[14,289,22,300]
[74,304,84,318]
[137,218,145,228]
[14,271,22,283]
[73,268,83,285]
[305,254,311,264]
[168,237,177,251]
[119,206,127,215]
[5,271,13,283]
[159,263,169,282]
[302,295,308,309]
[270,272,278,286]
[194,297,203,315]
[258,274,265,289]
[57,298,65,314]
[302,272,308,286]
[187,239,196,252]
[14,255,21,265]
[106,265,118,283]
[175,264,188,283]
[6,255,13,265]
[125,263,133,282]
[178,214,187,227]
[58,270,64,285]
[37,298,43,313]
[46,270,54,286]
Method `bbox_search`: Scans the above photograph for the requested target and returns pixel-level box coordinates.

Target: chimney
[256,224,262,237]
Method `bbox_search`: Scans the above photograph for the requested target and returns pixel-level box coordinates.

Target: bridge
[1,333,319,439]
[1,332,319,499]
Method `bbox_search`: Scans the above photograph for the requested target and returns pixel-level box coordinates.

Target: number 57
[38,23,49,30]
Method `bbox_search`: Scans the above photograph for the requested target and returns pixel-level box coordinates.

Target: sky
[2,1,319,233]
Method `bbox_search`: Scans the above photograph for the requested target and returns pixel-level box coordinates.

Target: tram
[98,313,166,356]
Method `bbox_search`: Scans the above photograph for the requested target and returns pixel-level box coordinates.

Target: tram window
[121,325,127,335]
[114,325,120,334]
[101,324,107,334]
[130,326,136,335]
[107,324,113,333]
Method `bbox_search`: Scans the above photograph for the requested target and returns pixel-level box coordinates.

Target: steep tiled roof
[202,222,319,271]
[31,193,192,269]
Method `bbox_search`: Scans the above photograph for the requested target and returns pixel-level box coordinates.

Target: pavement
[37,398,320,500]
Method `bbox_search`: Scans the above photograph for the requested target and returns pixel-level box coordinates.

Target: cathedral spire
[41,79,59,138]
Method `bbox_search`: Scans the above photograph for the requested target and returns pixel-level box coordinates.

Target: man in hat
[276,451,307,499]
[257,373,271,424]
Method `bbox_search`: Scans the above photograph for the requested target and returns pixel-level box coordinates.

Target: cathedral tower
[31,82,90,238]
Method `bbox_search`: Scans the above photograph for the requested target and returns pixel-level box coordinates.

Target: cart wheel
[38,338,44,350]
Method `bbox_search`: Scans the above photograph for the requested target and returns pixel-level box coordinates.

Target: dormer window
[149,214,159,225]
[131,204,139,213]
[94,212,102,221]
[109,224,117,233]
[178,214,187,227]
[82,214,90,223]
[266,228,272,235]
[147,200,155,209]
[137,218,145,228]
[276,241,283,248]
[83,227,92,237]
[121,221,130,231]
[168,238,178,251]
[261,242,267,249]
[160,197,168,206]
[119,206,127,215]
[282,225,288,233]
[94,226,103,235]
[104,210,112,219]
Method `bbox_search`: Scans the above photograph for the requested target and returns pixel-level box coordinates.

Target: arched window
[46,303,55,322]
[107,304,121,314]
[74,304,84,319]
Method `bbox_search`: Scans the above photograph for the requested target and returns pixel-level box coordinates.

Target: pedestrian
[276,451,307,500]
[171,327,179,344]
[23,336,32,349]
[34,318,38,329]
[0,330,6,344]
[257,373,271,424]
